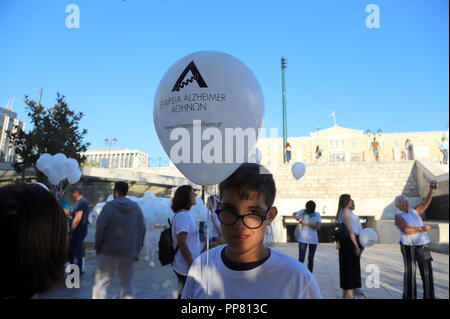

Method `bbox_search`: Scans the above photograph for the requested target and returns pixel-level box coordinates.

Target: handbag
[416,245,433,263]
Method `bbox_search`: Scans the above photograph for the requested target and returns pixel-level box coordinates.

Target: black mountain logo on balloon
[172,61,208,92]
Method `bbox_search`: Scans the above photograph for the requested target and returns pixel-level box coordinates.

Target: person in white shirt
[293,201,321,273]
[394,181,436,299]
[182,163,322,299]
[171,185,201,299]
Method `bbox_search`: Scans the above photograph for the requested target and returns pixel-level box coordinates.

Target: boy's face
[218,188,277,256]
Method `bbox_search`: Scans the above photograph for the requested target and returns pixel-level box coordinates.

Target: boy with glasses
[181,163,322,299]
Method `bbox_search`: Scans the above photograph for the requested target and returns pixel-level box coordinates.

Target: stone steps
[265,161,418,198]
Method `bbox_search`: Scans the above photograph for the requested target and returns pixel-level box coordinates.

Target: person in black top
[69,187,90,273]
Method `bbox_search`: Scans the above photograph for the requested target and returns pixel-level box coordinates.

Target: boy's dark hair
[219,163,276,208]
[171,185,194,213]
[114,181,129,196]
[0,183,68,299]
[305,200,316,215]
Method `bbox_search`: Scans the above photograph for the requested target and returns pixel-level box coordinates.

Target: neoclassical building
[256,125,448,166]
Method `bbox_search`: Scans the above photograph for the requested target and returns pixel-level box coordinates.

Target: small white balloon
[53,153,67,171]
[67,169,81,184]
[66,158,79,171]
[36,153,52,172]
[48,172,60,185]
[359,228,378,248]
[42,163,53,178]
[291,162,306,180]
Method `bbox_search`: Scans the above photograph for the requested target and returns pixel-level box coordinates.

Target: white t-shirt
[295,210,321,244]
[337,209,363,235]
[396,208,430,246]
[181,245,322,299]
[171,210,201,276]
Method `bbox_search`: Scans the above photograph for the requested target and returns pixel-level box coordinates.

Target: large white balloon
[291,162,306,180]
[359,228,378,247]
[154,50,265,185]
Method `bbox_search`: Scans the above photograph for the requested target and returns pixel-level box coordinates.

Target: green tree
[6,93,90,181]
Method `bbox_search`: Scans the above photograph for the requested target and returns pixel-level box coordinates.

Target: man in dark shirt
[69,187,90,273]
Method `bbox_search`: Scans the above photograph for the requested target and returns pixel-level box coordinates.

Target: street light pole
[281,57,287,164]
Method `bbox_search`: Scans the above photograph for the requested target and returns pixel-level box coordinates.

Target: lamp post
[103,138,117,168]
[281,57,287,164]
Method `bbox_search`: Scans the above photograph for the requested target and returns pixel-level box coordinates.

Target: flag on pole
[329,110,337,126]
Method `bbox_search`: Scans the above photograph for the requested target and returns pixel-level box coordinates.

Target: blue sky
[0,0,448,160]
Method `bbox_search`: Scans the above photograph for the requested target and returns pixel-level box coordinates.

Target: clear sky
[1,0,448,161]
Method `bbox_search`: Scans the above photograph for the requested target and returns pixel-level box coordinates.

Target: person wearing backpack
[171,185,201,299]
[92,182,146,299]
[335,194,363,299]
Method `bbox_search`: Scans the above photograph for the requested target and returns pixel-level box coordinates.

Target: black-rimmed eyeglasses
[215,206,271,229]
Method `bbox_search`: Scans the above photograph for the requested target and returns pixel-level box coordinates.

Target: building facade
[257,125,448,166]
[0,107,26,162]
[83,148,149,169]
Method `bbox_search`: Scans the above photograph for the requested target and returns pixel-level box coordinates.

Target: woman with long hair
[170,185,200,299]
[335,194,363,299]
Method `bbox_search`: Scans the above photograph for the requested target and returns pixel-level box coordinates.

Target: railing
[148,157,170,167]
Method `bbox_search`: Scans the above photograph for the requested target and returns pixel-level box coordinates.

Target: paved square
[40,243,449,299]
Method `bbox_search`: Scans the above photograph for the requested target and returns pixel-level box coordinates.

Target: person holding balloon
[181,163,322,299]
[394,180,436,299]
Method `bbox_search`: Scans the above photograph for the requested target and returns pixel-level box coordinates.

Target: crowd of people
[0,162,440,299]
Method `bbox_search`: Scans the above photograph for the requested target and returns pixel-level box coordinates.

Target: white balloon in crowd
[359,228,378,248]
[35,153,82,185]
[91,191,209,228]
[291,162,306,180]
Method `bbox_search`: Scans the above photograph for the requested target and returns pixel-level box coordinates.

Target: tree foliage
[6,93,90,179]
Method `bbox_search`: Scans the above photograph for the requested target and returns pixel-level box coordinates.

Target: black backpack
[158,218,179,266]
[331,222,349,242]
